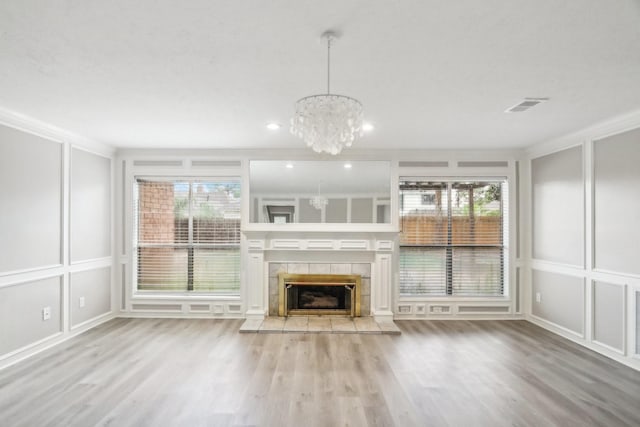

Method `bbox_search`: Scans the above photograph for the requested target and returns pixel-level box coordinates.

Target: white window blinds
[399,179,507,296]
[134,178,241,294]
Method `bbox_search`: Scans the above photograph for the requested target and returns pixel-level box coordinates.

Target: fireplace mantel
[243,229,398,251]
[243,229,397,323]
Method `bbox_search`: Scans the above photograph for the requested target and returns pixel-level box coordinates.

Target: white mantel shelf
[244,228,398,252]
[242,223,399,234]
[246,238,396,252]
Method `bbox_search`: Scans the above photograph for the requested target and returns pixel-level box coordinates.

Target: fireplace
[278,273,361,317]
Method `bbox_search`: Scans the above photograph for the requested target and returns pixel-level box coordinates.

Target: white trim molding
[0,105,115,157]
[524,112,640,372]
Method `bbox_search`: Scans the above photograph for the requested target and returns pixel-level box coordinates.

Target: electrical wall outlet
[79,296,86,308]
[535,292,541,303]
[42,306,51,321]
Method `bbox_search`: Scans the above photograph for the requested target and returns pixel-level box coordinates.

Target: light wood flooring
[1,318,639,427]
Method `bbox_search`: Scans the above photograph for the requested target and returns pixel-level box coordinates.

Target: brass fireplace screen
[278,273,361,317]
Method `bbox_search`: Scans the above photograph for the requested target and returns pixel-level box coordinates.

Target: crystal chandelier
[310,183,328,210]
[310,195,328,210]
[291,31,364,155]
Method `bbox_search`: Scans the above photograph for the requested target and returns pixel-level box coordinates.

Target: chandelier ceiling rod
[326,33,331,94]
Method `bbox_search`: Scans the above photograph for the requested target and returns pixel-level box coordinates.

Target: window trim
[399,177,509,298]
[132,176,242,296]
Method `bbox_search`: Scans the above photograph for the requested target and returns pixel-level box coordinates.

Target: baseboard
[526,315,640,372]
[118,312,246,320]
[0,311,117,371]
[393,314,525,320]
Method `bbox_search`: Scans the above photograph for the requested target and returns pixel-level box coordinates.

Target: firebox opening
[288,285,352,311]
[278,273,361,317]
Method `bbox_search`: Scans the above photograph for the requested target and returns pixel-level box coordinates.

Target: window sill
[398,295,511,303]
[132,293,241,301]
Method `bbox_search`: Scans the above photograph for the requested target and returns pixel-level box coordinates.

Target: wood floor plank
[1,319,639,427]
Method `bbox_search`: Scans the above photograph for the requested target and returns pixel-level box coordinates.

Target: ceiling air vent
[505,97,549,113]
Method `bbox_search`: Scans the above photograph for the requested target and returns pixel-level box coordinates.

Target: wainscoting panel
[70,148,111,263]
[593,128,640,276]
[70,267,112,328]
[532,269,584,336]
[0,124,62,273]
[531,146,584,267]
[592,281,625,352]
[0,276,62,355]
[636,290,640,356]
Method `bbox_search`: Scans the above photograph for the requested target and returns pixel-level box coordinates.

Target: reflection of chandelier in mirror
[310,195,328,210]
[290,31,364,155]
[310,182,328,210]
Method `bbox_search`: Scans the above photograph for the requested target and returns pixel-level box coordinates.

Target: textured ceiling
[1,0,640,150]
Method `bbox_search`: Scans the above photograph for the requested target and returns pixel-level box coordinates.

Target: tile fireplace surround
[271,264,369,316]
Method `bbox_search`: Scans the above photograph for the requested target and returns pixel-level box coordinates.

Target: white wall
[531,146,584,266]
[70,147,111,262]
[1,106,637,369]
[0,117,115,370]
[526,113,640,371]
[116,149,523,321]
[0,125,62,272]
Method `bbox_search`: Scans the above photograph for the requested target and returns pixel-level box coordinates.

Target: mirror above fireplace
[249,160,391,224]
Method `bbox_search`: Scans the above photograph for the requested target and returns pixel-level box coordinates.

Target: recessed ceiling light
[362,122,374,132]
[344,163,352,169]
[285,163,294,169]
[266,122,281,130]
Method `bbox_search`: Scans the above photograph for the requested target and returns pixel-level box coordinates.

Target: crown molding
[526,108,640,159]
[0,106,115,157]
[116,146,524,162]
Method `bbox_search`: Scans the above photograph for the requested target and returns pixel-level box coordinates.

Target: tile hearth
[239,316,401,335]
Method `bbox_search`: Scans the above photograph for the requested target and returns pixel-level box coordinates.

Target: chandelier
[290,31,364,155]
[310,182,328,210]
[310,195,328,210]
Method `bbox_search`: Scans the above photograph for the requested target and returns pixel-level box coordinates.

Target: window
[134,178,241,294]
[399,179,507,296]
